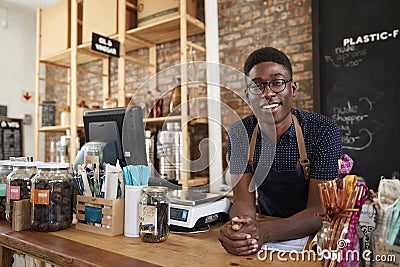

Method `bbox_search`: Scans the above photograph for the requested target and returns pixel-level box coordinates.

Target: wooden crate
[76,195,124,236]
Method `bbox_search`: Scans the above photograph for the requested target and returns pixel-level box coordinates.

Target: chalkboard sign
[313,0,400,190]
[0,117,23,160]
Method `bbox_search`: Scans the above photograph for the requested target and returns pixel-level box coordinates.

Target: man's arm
[218,172,259,255]
[229,173,256,219]
[255,178,324,243]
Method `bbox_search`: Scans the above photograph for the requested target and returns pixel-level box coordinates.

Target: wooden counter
[0,220,321,267]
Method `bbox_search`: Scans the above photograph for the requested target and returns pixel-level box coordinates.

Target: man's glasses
[247,79,293,95]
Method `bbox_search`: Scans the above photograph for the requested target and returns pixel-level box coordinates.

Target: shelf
[39,125,84,132]
[38,15,204,66]
[77,96,105,104]
[144,115,182,125]
[124,15,205,51]
[189,117,208,124]
[38,126,71,132]
[143,116,208,125]
[39,42,109,66]
[179,177,209,187]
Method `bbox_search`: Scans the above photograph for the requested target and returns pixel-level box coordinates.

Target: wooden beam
[0,246,14,267]
[187,41,206,53]
[39,77,70,86]
[77,96,104,104]
[125,55,155,67]
[180,0,190,187]
[118,0,127,106]
[126,1,137,11]
[125,35,154,48]
[78,47,109,59]
[77,67,107,76]
[70,0,78,162]
[40,60,70,69]
[34,7,41,161]
[103,58,110,101]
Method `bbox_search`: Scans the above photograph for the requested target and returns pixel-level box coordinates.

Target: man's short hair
[244,47,293,78]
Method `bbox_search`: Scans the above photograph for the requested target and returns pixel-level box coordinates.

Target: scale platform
[168,190,231,230]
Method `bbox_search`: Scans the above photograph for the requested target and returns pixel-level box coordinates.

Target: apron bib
[257,167,309,218]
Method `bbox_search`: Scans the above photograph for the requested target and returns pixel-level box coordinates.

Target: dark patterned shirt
[228,109,342,180]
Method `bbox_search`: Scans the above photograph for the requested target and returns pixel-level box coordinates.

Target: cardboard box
[126,0,138,30]
[82,0,137,43]
[40,0,70,58]
[137,0,197,27]
[82,0,118,43]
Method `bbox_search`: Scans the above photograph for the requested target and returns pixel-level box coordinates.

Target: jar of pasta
[139,186,169,242]
[30,163,73,231]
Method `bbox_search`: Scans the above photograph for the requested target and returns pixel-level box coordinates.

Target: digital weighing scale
[168,190,231,230]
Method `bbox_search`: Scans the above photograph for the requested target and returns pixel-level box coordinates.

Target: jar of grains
[30,163,73,231]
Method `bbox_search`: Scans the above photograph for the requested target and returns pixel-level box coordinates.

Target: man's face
[247,61,296,125]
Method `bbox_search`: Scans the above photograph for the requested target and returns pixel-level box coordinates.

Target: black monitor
[73,107,126,168]
[74,106,147,169]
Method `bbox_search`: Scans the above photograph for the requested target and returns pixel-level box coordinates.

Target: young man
[219,47,342,255]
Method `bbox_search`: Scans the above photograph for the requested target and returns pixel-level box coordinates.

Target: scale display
[170,207,188,222]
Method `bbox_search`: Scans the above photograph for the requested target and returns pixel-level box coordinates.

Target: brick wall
[45,0,314,168]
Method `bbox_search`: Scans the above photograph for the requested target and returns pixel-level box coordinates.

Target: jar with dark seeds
[30,163,73,232]
[6,161,37,223]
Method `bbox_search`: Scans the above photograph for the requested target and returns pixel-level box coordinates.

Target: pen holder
[76,195,124,236]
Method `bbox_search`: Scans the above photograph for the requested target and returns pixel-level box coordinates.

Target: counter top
[0,220,321,267]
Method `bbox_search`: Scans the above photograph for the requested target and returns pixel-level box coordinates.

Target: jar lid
[37,162,70,169]
[166,122,180,131]
[11,161,37,167]
[145,130,152,138]
[143,186,168,193]
[0,160,12,167]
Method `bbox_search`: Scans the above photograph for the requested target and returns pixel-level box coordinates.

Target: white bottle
[60,107,70,126]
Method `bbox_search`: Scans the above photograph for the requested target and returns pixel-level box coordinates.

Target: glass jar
[84,143,103,165]
[30,163,73,231]
[316,220,333,254]
[0,160,13,220]
[139,186,169,242]
[370,207,394,267]
[338,213,360,267]
[6,161,37,223]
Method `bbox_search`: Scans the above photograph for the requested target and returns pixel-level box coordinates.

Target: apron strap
[292,114,310,179]
[249,122,258,173]
[247,115,310,179]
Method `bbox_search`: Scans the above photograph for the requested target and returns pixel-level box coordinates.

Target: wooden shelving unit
[34,0,112,163]
[117,0,209,187]
[34,0,217,188]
